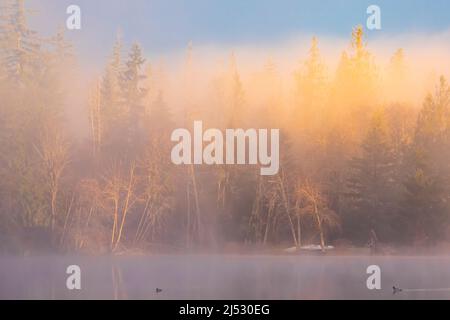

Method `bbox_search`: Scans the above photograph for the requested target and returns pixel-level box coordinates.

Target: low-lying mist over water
[2,255,450,300]
[2,0,450,301]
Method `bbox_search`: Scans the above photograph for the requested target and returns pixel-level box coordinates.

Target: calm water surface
[1,255,450,300]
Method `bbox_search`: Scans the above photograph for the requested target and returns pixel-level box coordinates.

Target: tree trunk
[113,165,135,251]
[190,164,202,243]
[278,175,298,247]
[314,205,325,252]
[263,197,275,245]
[111,199,118,250]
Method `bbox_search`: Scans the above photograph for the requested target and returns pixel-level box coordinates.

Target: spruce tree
[118,43,147,156]
[402,77,450,243]
[346,110,396,242]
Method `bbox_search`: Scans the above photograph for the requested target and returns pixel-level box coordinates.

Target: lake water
[1,255,450,300]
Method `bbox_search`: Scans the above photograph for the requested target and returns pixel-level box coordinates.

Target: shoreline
[4,244,450,258]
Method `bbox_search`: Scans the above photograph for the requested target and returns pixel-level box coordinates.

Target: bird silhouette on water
[393,286,403,294]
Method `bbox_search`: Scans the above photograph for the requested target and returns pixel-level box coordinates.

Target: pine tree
[0,0,42,83]
[333,26,378,115]
[121,44,147,120]
[346,109,397,242]
[100,33,125,154]
[350,26,374,78]
[103,33,123,114]
[119,43,147,154]
[389,49,406,81]
[387,48,409,102]
[0,0,71,238]
[295,37,327,116]
[293,37,328,160]
[402,77,450,243]
[50,27,75,73]
[122,43,147,108]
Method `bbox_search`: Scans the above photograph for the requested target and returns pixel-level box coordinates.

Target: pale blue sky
[27,0,450,64]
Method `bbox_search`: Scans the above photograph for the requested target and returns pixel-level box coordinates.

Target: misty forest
[1,0,450,255]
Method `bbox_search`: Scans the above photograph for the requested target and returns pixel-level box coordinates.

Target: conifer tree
[333,25,378,118]
[387,48,409,102]
[120,43,147,154]
[100,34,125,154]
[402,77,450,243]
[0,0,42,83]
[295,37,327,129]
[346,110,397,241]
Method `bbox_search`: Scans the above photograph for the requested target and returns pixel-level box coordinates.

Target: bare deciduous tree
[34,123,70,242]
[296,180,341,251]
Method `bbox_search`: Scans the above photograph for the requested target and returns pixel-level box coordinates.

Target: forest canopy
[1,0,450,254]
